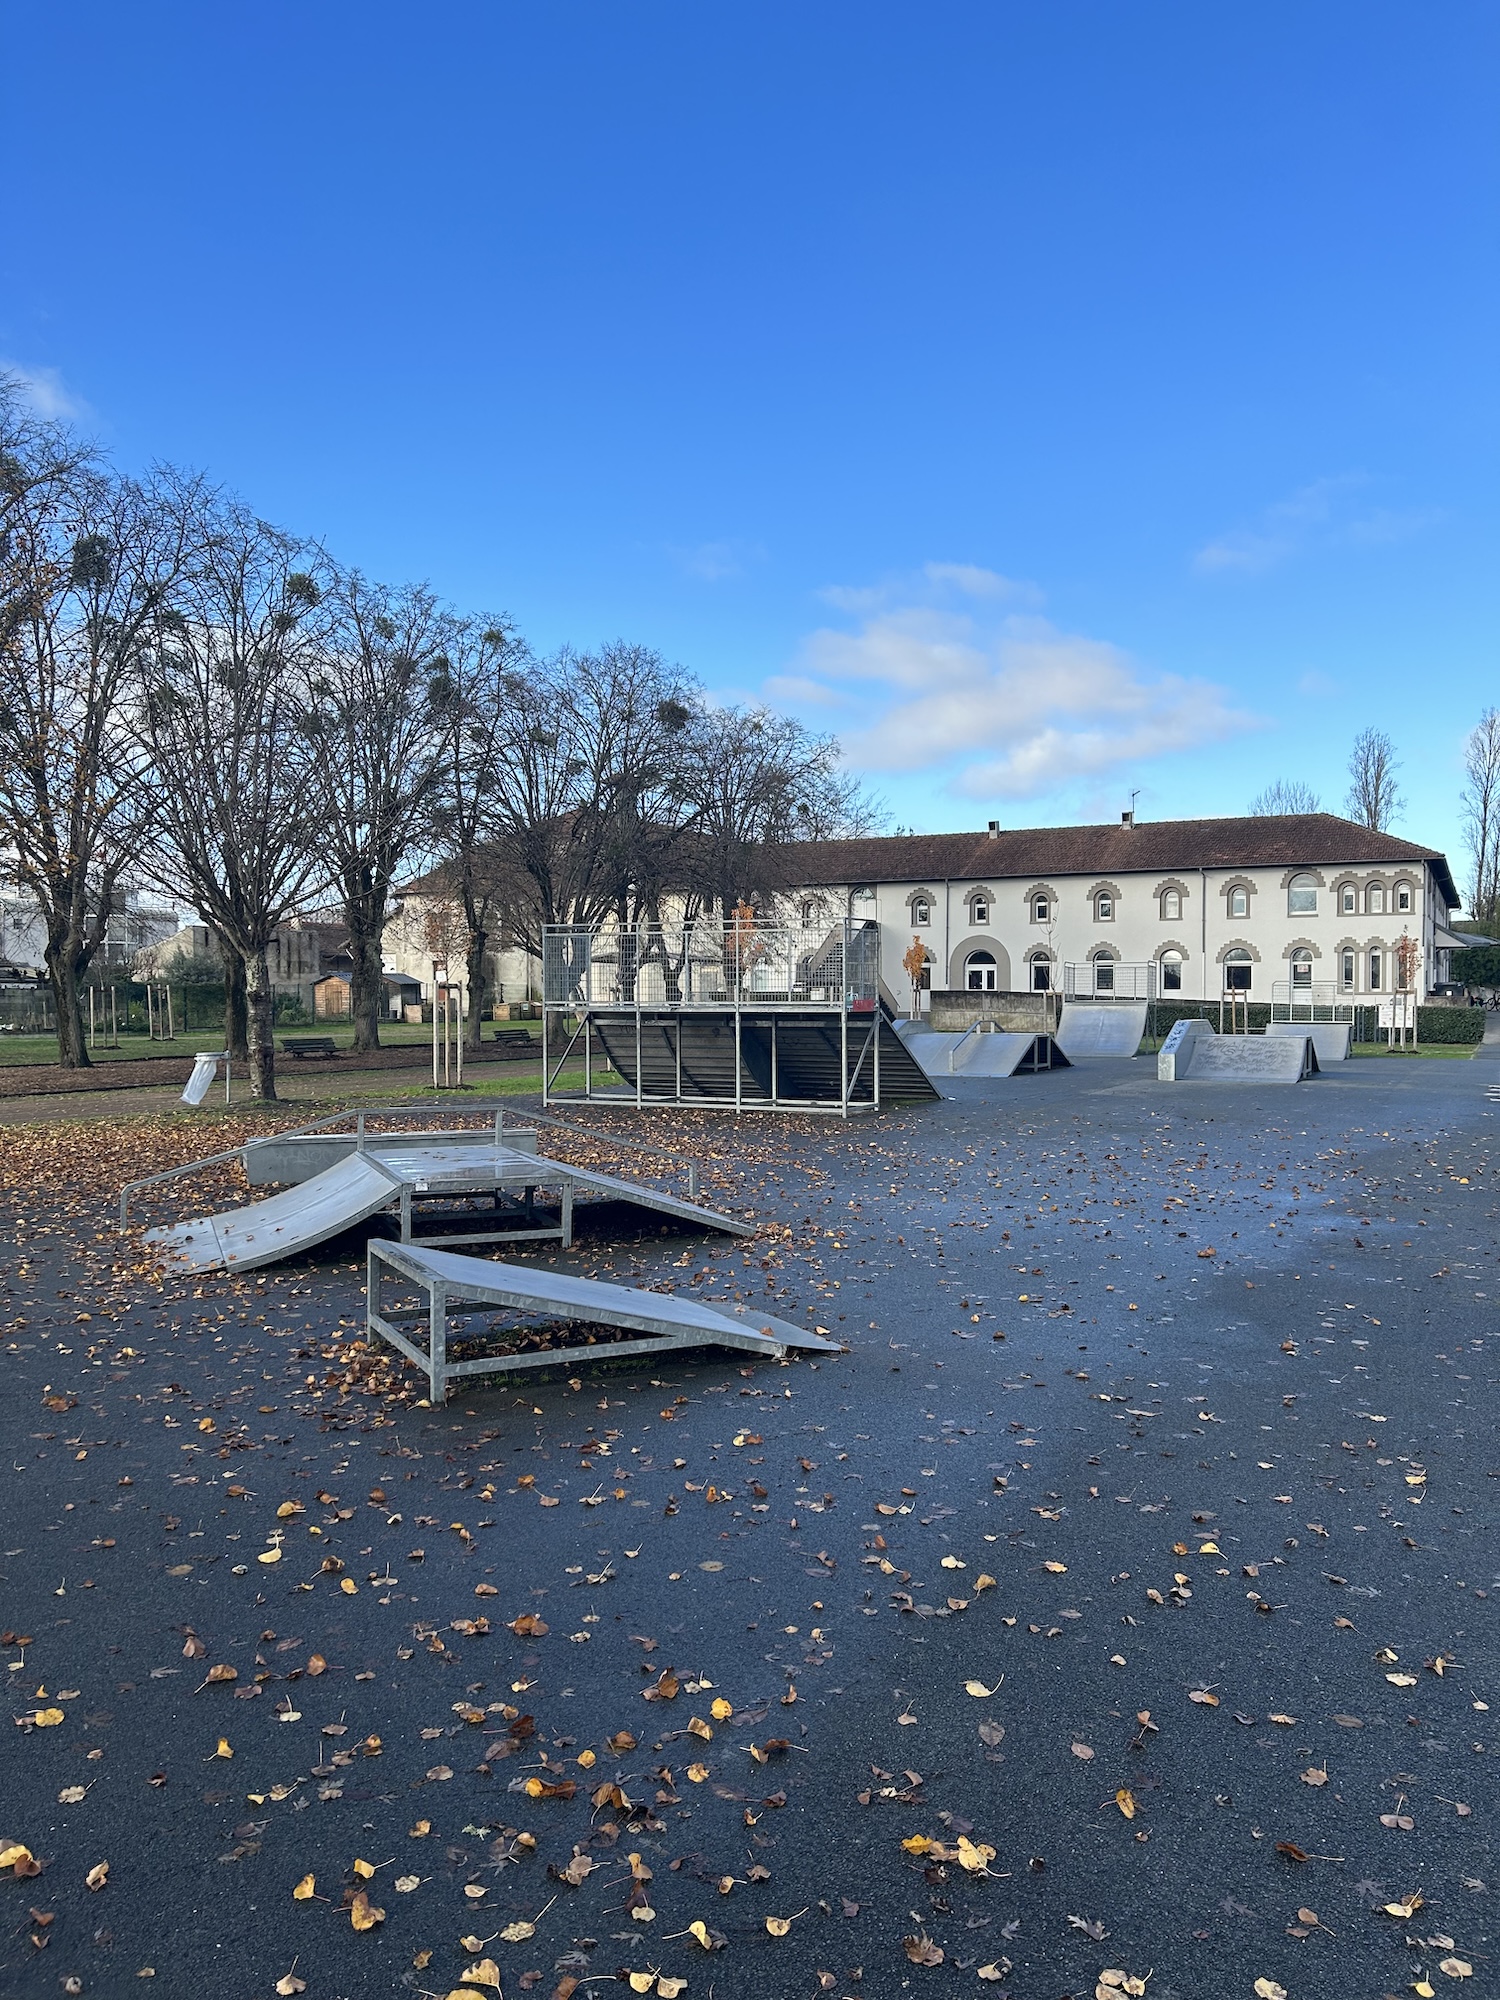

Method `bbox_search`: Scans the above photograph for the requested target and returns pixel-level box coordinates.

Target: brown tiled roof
[768,814,1459,907]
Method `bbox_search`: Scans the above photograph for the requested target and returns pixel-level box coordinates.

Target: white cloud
[0,360,89,421]
[666,537,764,582]
[1194,474,1437,575]
[783,576,1260,802]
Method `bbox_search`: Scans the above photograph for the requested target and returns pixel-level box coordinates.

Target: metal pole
[455,984,463,1088]
[542,998,550,1107]
[167,986,174,1039]
[431,964,439,1091]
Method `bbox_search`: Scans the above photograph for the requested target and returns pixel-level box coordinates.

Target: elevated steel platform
[541,920,937,1113]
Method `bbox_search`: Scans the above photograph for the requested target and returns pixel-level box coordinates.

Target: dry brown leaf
[1188,1690,1219,1707]
[205,1663,236,1685]
[1300,1766,1328,1787]
[903,1931,944,1965]
[1071,1742,1095,1760]
[274,1977,306,1997]
[349,1889,384,1930]
[965,1680,997,1698]
[1382,1892,1424,1918]
[1253,1982,1287,2000]
[84,1861,108,1891]
[1115,1788,1136,1819]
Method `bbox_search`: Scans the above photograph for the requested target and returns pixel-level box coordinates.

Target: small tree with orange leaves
[902,934,931,1017]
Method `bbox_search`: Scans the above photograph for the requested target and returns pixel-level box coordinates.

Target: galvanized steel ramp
[367,1239,839,1403]
[146,1140,751,1276]
[898,1027,1066,1085]
[1266,1020,1350,1062]
[1055,1002,1148,1060]
[1157,1017,1318,1083]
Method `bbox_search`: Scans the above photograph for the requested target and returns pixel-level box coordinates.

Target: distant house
[313,969,423,1021]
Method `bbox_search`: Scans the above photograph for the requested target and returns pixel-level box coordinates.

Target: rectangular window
[1032,898,1048,923]
[1341,950,1355,989]
[973,902,990,925]
[1161,958,1182,992]
[1369,950,1382,990]
[1094,959,1114,991]
[1031,960,1050,990]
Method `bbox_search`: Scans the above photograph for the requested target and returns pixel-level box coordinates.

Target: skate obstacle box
[1157,1017,1318,1083]
[123,1105,752,1274]
[1266,1019,1350,1063]
[894,1021,1066,1084]
[367,1239,838,1404]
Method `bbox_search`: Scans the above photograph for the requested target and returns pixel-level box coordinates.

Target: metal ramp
[587,1010,937,1109]
[368,1239,839,1403]
[898,1025,1067,1083]
[136,1120,753,1275]
[1266,1019,1350,1063]
[1157,1017,1318,1083]
[1055,1002,1148,1060]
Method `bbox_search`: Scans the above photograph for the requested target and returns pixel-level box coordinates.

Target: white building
[762,811,1463,1015]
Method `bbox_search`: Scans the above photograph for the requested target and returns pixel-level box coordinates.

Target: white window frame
[1368,885,1385,916]
[1369,949,1382,991]
[912,899,931,927]
[1229,887,1249,919]
[1095,893,1114,921]
[1341,885,1357,915]
[1287,874,1318,916]
[1160,952,1183,992]
[971,899,990,926]
[1161,889,1181,921]
[1341,950,1355,989]
[1396,884,1411,913]
[1031,896,1049,924]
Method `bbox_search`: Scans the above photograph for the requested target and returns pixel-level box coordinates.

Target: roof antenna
[1122,787,1140,828]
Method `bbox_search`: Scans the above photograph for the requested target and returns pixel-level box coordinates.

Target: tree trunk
[245,946,277,1100]
[347,918,386,1052]
[223,946,250,1062]
[44,930,91,1069]
[464,925,490,1051]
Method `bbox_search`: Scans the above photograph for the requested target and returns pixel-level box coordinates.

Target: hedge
[1413,1006,1486,1044]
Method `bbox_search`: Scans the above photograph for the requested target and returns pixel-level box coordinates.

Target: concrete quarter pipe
[1055,1002,1147,1061]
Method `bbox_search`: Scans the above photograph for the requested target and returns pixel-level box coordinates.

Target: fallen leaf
[965,1680,997,1698]
[349,1890,384,1930]
[903,1931,944,1965]
[956,1836,996,1873]
[1043,1561,1067,1574]
[1115,1788,1137,1819]
[1188,1690,1219,1707]
[463,1957,503,1986]
[352,1857,376,1879]
[1300,1766,1329,1788]
[766,1915,796,1937]
[1253,1981,1287,2000]
[292,1874,316,1900]
[1439,1959,1474,1979]
[274,1977,306,1997]
[57,1787,86,1804]
[394,1874,420,1892]
[1383,1893,1424,1918]
[1072,1743,1095,1760]
[711,1697,733,1721]
[85,1861,108,1891]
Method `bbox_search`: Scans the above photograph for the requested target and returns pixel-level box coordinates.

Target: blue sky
[5,5,1497,889]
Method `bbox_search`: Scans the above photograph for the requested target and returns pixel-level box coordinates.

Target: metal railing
[1270,980,1355,1023]
[1062,961,1157,1000]
[543,920,881,1013]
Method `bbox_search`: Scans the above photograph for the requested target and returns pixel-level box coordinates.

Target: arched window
[1030,895,1049,924]
[1369,949,1383,991]
[1396,883,1412,913]
[1229,886,1249,919]
[1029,955,1052,991]
[1161,888,1181,921]
[1223,948,1252,992]
[1095,892,1114,922]
[1159,950,1183,993]
[1091,949,1115,993]
[1341,884,1357,914]
[965,950,997,992]
[971,898,991,926]
[1290,948,1314,990]
[1341,950,1355,990]
[1288,873,1318,915]
[912,897,931,926]
[1367,884,1385,915]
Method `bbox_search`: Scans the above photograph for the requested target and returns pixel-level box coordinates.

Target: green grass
[1349,1041,1476,1058]
[0,1018,545,1067]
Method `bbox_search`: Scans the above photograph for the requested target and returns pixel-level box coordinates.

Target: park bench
[281,1036,339,1060]
[491,1028,536,1057]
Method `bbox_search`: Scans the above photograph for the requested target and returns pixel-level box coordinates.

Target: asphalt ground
[1,1051,1496,2000]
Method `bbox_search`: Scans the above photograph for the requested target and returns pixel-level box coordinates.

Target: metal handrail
[947,1020,986,1073]
[508,1103,701,1201]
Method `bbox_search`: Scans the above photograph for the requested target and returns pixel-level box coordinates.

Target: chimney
[987,819,1001,838]
[1121,810,1134,828]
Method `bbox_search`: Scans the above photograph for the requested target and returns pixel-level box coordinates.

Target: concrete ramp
[1158,1017,1318,1083]
[1056,1002,1147,1060]
[1267,1019,1350,1063]
[369,1239,839,1402]
[148,1151,405,1273]
[898,1028,1067,1082]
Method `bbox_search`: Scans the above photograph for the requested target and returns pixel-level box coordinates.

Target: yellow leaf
[306,1654,327,1677]
[214,1738,233,1759]
[1383,1893,1424,1918]
[576,1749,596,1768]
[1438,1960,1473,1980]
[500,1918,536,1941]
[463,1957,503,1985]
[1198,1541,1221,1555]
[1043,1560,1067,1573]
[85,1860,109,1891]
[1115,1788,1136,1819]
[349,1889,384,1930]
[1188,1690,1219,1707]
[956,1836,995,1872]
[902,1835,934,1854]
[205,1663,237,1684]
[711,1697,733,1720]
[766,1915,794,1936]
[352,1857,375,1879]
[0,1844,33,1871]
[628,1978,655,1995]
[31,1707,64,1726]
[340,1577,358,1595]
[964,1680,997,1698]
[408,1819,431,1838]
[276,1500,302,1519]
[974,1573,997,1593]
[394,1874,420,1892]
[292,1874,316,1901]
[1253,1982,1287,2000]
[658,1980,688,1998]
[686,1762,708,1783]
[444,1991,490,2000]
[257,1548,282,1565]
[688,1716,712,1740]
[1414,1983,1436,1997]
[688,1919,711,1946]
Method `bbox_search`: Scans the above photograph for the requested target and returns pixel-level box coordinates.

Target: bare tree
[1344,727,1404,831]
[1461,707,1500,933]
[424,615,531,1047]
[1248,777,1322,816]
[0,385,194,1063]
[135,498,330,1099]
[301,574,449,1050]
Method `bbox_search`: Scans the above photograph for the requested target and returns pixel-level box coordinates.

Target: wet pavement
[1,1050,1496,1999]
